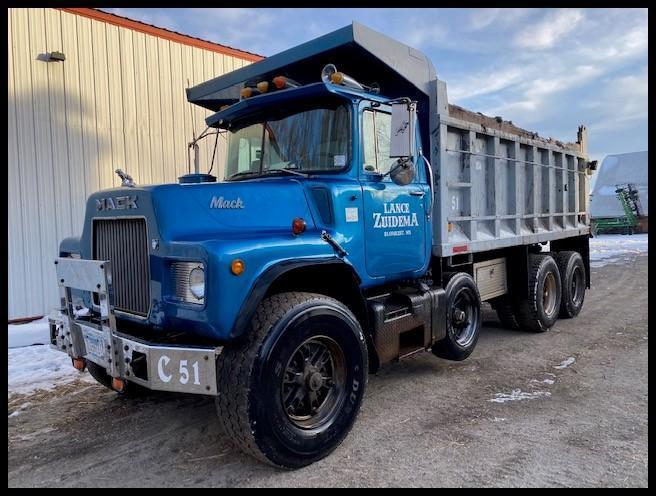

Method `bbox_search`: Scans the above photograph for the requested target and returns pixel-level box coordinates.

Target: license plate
[84,333,105,362]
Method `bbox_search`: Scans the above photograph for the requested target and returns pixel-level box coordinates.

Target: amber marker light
[292,217,306,235]
[257,81,269,93]
[240,87,252,98]
[112,377,126,393]
[231,259,245,276]
[330,72,344,84]
[272,76,287,89]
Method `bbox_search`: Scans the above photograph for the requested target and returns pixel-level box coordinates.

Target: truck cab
[217,81,432,283]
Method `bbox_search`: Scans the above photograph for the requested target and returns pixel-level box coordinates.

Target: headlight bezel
[170,261,206,305]
[188,266,205,300]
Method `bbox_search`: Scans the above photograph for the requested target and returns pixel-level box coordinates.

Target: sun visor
[186,22,437,112]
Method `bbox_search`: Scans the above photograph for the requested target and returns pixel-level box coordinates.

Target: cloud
[101,8,647,158]
[468,8,530,31]
[587,69,648,132]
[447,66,525,101]
[515,9,584,49]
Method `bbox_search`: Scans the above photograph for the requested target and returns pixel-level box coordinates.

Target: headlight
[189,266,205,300]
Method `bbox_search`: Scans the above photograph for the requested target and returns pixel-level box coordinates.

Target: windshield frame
[223,99,353,182]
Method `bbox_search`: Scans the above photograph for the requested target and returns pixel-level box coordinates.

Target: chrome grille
[93,218,150,316]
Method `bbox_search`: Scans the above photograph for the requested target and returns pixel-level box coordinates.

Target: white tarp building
[590,151,648,219]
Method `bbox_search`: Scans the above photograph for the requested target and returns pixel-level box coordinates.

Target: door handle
[410,190,425,197]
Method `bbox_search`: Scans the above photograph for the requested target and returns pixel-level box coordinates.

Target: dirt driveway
[8,256,648,487]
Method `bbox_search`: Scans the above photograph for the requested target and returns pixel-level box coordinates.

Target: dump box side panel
[433,114,590,257]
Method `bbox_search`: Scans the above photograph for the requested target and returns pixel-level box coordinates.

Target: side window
[362,110,398,176]
[237,138,252,173]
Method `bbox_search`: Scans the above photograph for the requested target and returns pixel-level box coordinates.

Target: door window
[362,110,398,176]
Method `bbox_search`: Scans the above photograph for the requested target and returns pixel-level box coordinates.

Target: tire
[216,292,368,469]
[554,251,586,318]
[432,272,482,361]
[86,360,148,397]
[491,295,520,330]
[515,254,562,332]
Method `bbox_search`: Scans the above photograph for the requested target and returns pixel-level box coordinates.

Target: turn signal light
[292,217,306,235]
[231,259,245,276]
[219,104,230,111]
[240,87,253,98]
[112,377,127,393]
[256,81,269,93]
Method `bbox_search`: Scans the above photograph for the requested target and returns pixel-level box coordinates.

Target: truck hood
[85,178,315,242]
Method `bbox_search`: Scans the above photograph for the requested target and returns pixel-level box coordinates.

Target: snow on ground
[554,357,576,370]
[8,317,94,398]
[489,389,552,403]
[8,345,95,397]
[589,233,648,267]
[8,317,51,348]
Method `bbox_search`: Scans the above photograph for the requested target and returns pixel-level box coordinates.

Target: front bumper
[51,257,222,396]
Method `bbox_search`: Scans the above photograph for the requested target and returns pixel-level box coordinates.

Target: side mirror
[389,159,415,186]
[389,100,416,159]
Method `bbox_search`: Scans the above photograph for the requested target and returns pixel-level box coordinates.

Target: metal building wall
[8,8,256,319]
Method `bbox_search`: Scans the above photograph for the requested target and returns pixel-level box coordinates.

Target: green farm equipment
[592,183,644,235]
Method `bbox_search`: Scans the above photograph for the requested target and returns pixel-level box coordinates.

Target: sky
[106,8,648,164]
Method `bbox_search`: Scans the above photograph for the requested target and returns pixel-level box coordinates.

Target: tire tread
[216,291,355,467]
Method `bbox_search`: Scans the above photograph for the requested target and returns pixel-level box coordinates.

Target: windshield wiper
[263,167,309,178]
[227,167,309,181]
[226,171,260,181]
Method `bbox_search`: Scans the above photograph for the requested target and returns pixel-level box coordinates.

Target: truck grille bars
[93,218,150,316]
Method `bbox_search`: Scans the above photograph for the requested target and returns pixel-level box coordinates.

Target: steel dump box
[433,104,590,257]
[188,22,591,258]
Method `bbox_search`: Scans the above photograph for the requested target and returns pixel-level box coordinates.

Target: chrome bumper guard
[50,257,221,396]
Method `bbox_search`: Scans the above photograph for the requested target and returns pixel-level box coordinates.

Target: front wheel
[85,360,148,397]
[432,272,482,361]
[216,292,368,469]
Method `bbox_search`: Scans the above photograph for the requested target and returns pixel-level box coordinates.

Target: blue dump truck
[50,23,594,468]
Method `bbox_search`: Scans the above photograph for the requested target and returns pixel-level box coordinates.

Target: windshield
[224,103,350,180]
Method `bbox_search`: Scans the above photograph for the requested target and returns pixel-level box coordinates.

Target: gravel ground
[8,255,648,487]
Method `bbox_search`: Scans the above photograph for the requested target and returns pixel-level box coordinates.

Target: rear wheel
[515,254,562,332]
[554,251,586,318]
[216,292,368,469]
[432,272,482,361]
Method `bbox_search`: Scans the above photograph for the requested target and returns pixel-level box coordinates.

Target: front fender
[230,257,353,339]
[198,232,356,340]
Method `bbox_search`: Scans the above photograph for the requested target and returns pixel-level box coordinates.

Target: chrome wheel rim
[281,336,346,430]
[543,271,558,316]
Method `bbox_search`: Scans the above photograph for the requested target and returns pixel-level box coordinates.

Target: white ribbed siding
[8,8,255,319]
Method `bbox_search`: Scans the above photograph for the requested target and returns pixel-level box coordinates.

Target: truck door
[360,107,429,278]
